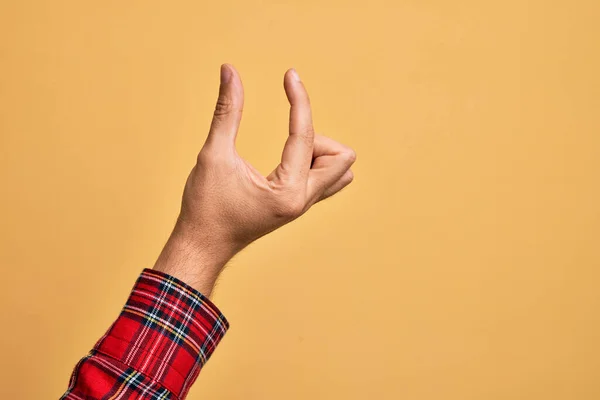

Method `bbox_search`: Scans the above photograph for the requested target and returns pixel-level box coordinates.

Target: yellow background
[1,1,599,399]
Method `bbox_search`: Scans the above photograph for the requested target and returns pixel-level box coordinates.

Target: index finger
[280,68,314,181]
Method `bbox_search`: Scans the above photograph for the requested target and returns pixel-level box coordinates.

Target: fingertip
[284,68,302,89]
[284,68,309,106]
[346,169,354,183]
[208,63,244,145]
[218,63,244,98]
[220,64,231,83]
[284,67,297,81]
[289,68,301,82]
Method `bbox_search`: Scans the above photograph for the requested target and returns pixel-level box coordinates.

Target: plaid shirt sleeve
[61,268,229,400]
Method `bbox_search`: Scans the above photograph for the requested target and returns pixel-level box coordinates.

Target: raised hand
[154,64,356,295]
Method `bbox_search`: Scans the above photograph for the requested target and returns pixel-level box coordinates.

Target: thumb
[206,64,244,148]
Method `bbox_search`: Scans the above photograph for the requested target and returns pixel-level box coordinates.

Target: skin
[153,64,356,296]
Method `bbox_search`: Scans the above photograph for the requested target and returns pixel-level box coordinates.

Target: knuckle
[214,95,235,116]
[287,201,305,218]
[274,197,305,219]
[196,148,215,165]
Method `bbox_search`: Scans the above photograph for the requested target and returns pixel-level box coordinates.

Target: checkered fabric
[61,268,229,399]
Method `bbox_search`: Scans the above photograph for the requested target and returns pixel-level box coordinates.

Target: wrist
[152,220,236,296]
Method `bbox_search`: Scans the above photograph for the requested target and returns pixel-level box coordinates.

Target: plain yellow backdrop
[1,1,599,399]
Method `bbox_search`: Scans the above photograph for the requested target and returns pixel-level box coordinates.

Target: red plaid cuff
[63,268,229,399]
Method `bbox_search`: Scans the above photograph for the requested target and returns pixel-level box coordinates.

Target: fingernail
[220,64,232,83]
[290,68,301,82]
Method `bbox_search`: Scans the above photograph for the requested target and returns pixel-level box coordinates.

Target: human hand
[154,64,356,294]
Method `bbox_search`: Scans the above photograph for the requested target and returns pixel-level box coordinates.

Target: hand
[154,64,356,295]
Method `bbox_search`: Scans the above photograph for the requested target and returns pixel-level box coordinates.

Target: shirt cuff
[93,268,229,398]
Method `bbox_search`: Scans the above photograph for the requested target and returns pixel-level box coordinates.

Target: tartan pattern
[61,269,229,399]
